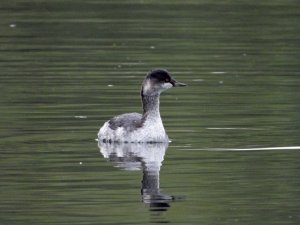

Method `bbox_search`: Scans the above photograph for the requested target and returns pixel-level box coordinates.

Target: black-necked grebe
[98,69,186,143]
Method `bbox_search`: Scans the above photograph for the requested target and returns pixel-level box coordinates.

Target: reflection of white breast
[98,142,168,171]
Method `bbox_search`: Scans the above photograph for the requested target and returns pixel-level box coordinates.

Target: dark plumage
[108,113,143,131]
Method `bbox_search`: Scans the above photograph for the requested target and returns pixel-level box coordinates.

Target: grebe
[98,69,186,143]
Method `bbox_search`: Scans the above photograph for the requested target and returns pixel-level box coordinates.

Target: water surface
[1,1,300,224]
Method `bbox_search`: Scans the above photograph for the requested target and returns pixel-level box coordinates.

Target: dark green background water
[1,0,299,224]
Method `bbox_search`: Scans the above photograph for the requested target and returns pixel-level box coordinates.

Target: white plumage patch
[98,116,169,143]
[161,82,172,90]
[143,80,152,95]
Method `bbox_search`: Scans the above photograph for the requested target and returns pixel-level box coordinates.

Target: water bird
[98,69,186,143]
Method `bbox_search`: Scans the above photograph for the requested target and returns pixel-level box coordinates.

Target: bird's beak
[171,79,187,87]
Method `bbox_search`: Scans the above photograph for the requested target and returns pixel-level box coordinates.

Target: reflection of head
[149,202,170,211]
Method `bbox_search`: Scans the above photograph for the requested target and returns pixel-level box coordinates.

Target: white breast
[98,116,169,143]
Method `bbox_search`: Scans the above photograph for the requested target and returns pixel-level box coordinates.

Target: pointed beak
[171,79,187,87]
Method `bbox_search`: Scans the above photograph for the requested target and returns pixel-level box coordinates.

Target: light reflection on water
[181,146,300,151]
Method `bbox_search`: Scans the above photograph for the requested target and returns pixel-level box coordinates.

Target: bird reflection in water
[98,141,175,211]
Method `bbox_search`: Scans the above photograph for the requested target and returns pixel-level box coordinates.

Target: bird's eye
[165,78,170,83]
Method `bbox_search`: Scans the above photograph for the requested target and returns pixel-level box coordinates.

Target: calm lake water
[1,0,300,224]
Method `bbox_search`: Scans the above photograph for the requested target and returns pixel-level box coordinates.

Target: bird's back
[108,112,143,131]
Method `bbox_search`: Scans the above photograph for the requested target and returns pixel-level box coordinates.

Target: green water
[1,0,300,224]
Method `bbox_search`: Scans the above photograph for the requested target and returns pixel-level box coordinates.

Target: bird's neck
[141,94,161,117]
